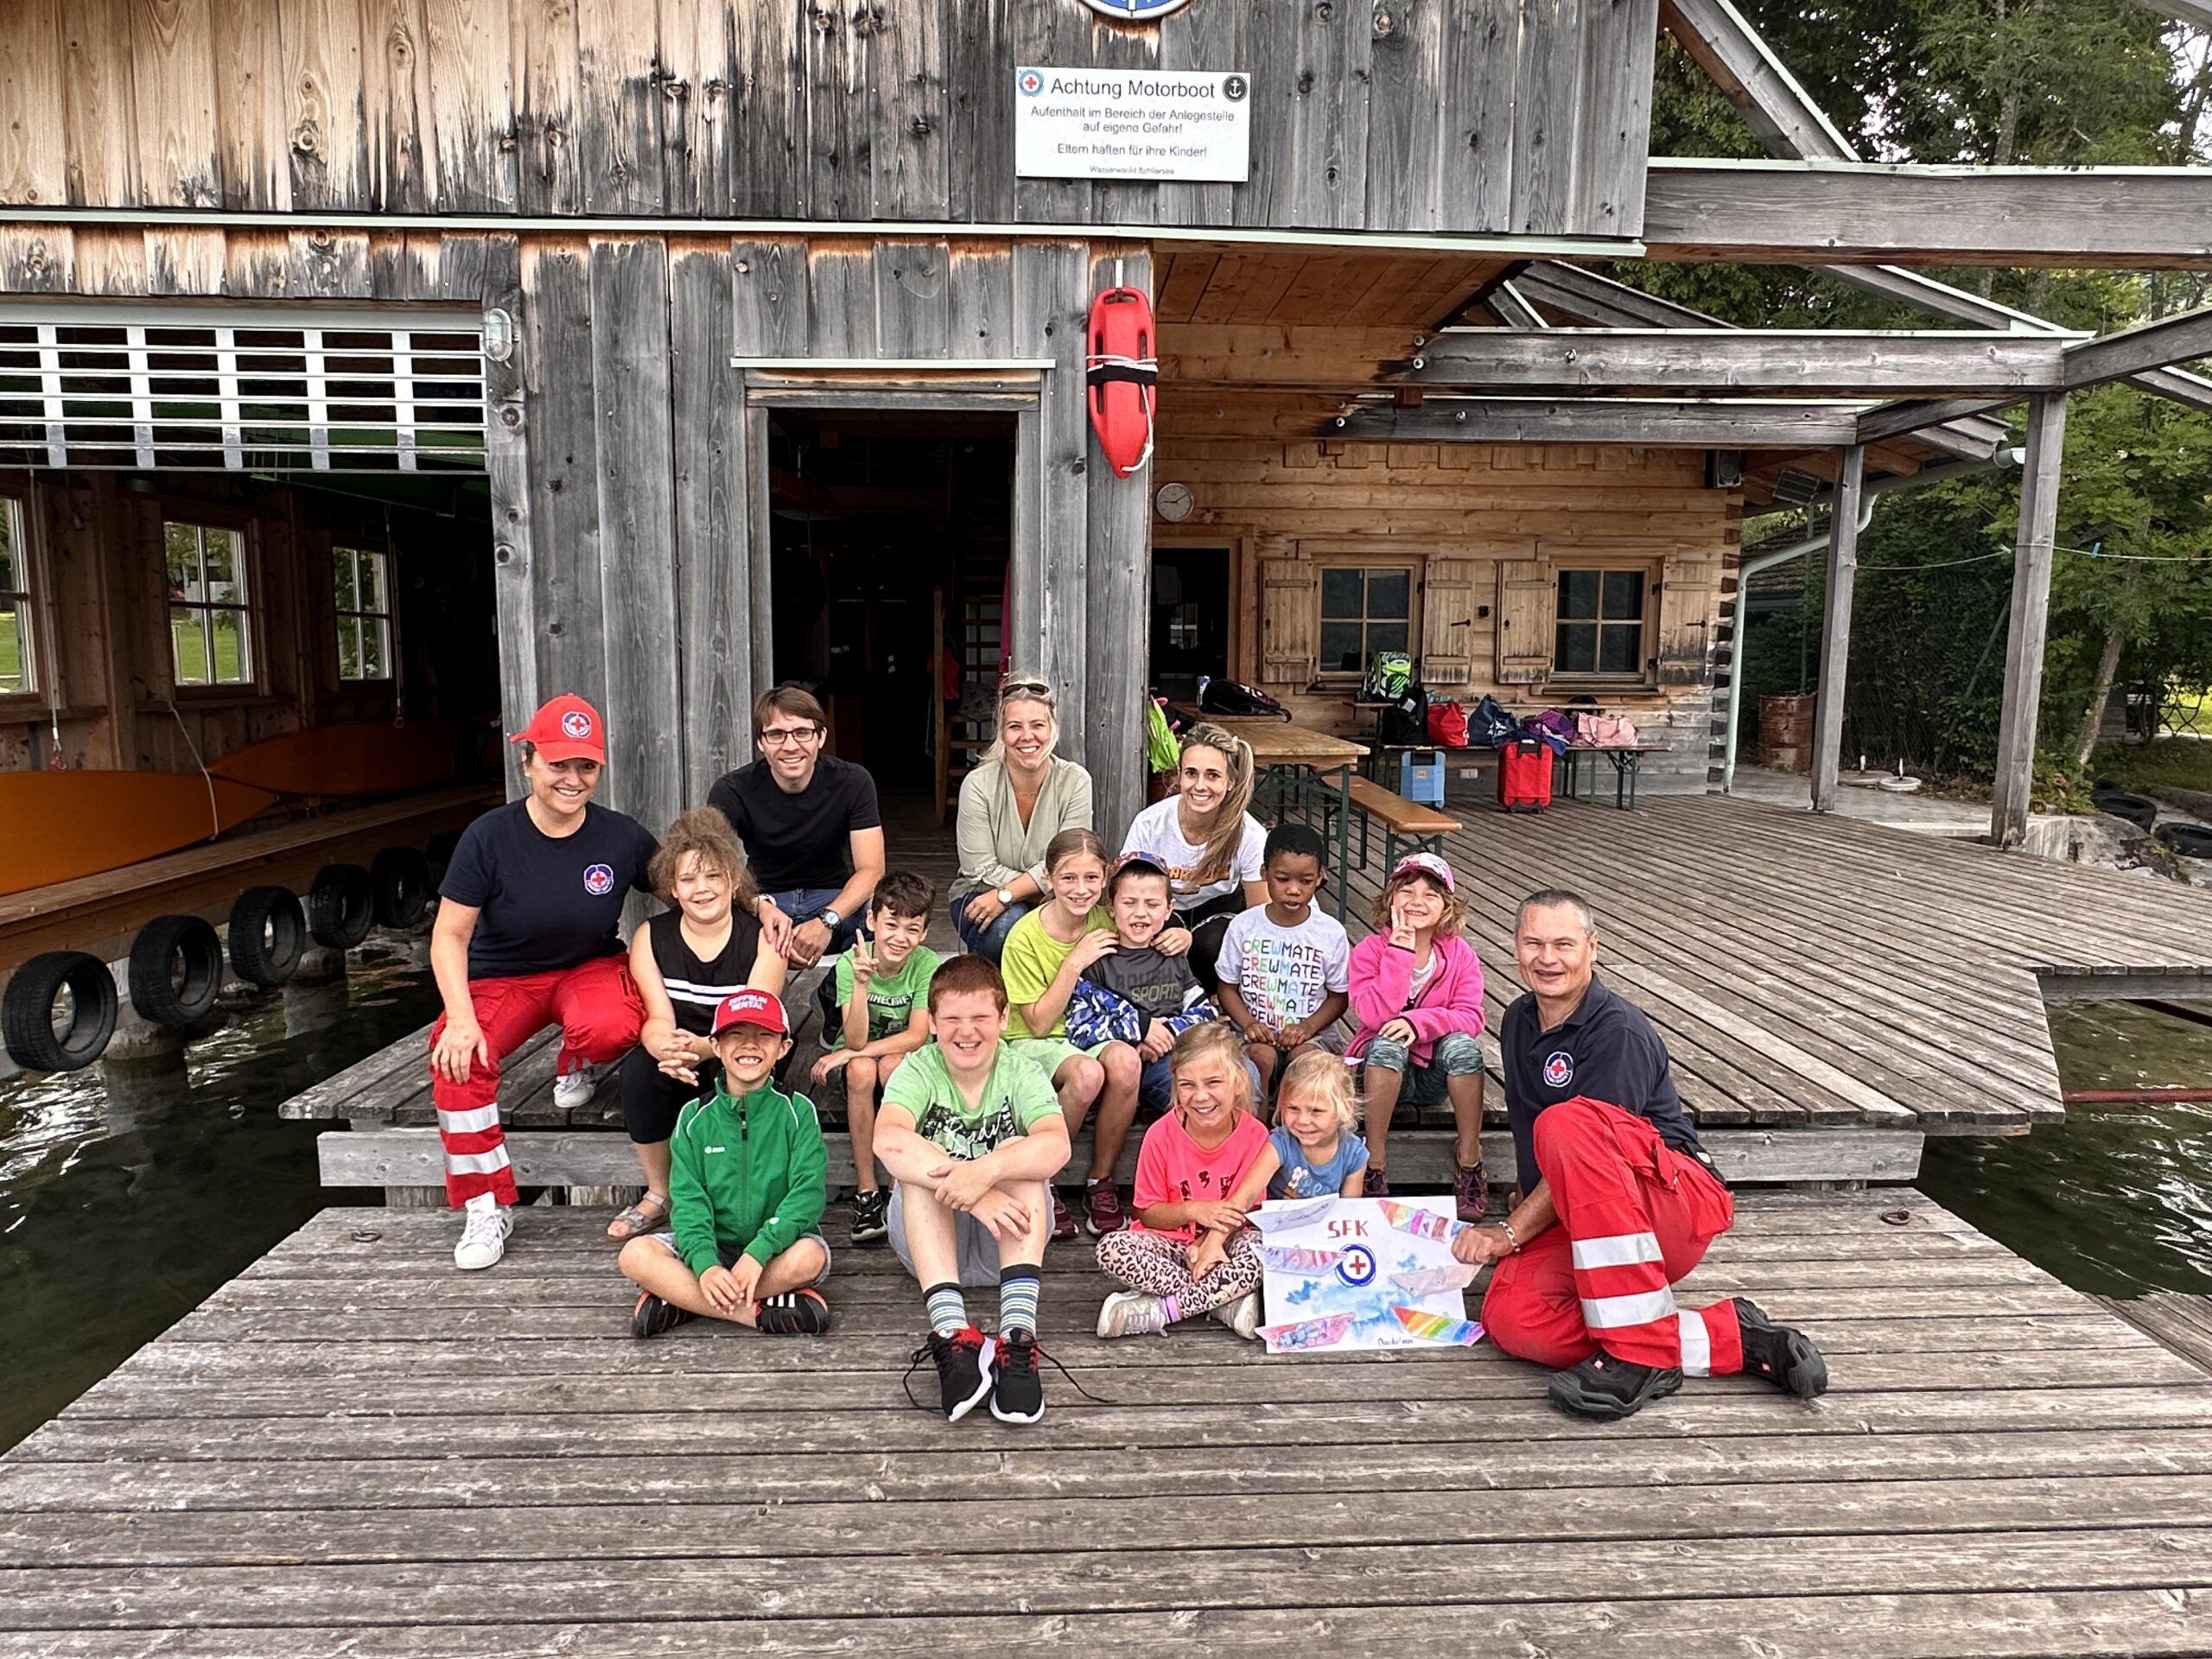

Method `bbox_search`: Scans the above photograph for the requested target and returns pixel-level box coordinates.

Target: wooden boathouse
[7,0,2212,1650]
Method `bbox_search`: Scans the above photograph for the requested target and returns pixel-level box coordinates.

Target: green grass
[2087,736,2212,795]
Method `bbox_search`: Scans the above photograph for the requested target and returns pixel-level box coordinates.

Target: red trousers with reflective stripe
[1481,1096,1745,1375]
[427,956,644,1208]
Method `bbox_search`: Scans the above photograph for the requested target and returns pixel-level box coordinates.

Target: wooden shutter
[1421,556,1478,686]
[1259,558,1319,685]
[1655,552,1719,686]
[1495,559,1552,684]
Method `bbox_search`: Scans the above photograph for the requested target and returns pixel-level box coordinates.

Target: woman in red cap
[428,693,658,1269]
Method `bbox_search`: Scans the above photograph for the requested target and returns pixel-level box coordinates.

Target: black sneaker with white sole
[754,1288,831,1335]
[1547,1349,1683,1420]
[989,1330,1046,1424]
[850,1189,890,1244]
[630,1290,696,1339]
[1732,1298,1830,1397]
[904,1325,995,1421]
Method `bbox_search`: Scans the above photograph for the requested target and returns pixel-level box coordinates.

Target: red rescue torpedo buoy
[1086,284,1157,479]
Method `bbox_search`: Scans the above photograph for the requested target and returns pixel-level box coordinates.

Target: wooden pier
[4,1190,2212,1656]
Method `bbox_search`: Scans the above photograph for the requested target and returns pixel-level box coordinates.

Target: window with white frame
[1317,563,1415,678]
[164,520,255,688]
[334,544,393,681]
[0,496,32,695]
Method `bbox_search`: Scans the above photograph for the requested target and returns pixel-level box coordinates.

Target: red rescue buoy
[1086,284,1157,479]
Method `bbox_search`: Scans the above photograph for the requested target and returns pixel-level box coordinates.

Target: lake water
[2,971,2209,1452]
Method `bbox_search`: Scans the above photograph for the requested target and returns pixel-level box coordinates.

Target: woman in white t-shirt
[1119,721,1268,993]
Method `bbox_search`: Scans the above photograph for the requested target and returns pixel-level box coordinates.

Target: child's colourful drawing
[1390,1305,1485,1346]
[1255,1311,1356,1351]
[1255,1244,1346,1276]
[1249,1196,1335,1234]
[1389,1262,1480,1295]
[1255,1194,1473,1355]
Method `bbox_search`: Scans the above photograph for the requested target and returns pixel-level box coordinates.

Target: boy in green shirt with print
[875,955,1071,1426]
[620,988,832,1337]
[808,871,940,1247]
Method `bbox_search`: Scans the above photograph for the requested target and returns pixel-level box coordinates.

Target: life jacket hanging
[1085,284,1157,479]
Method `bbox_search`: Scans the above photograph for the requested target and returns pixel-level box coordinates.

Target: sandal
[606,1191,671,1242]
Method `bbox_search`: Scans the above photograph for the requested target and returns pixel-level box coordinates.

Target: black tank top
[646,907,766,1036]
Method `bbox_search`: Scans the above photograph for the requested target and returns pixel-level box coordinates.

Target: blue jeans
[949,892,1033,963]
[770,887,867,958]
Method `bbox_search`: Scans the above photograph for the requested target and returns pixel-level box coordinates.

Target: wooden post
[1808,443,1865,811]
[1990,391,2069,847]
[1084,245,1153,841]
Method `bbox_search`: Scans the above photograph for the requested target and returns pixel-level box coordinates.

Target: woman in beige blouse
[949,676,1096,962]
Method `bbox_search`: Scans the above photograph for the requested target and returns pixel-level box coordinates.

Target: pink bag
[1574,712,1637,747]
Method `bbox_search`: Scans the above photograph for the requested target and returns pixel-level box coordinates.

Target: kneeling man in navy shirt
[1450,888,1831,1419]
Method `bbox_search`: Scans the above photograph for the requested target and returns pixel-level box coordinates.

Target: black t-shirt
[1083,945,1201,1021]
[439,801,658,980]
[645,906,766,1037]
[708,756,882,894]
[1500,975,1708,1190]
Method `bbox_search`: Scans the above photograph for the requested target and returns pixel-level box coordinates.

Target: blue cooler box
[1400,748,1445,806]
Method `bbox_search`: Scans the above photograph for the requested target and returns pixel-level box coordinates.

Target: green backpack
[1362,652,1414,702]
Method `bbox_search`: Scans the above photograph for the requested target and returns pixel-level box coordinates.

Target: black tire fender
[229,886,305,987]
[127,914,224,1028]
[308,863,376,950]
[3,950,119,1072]
[370,845,434,929]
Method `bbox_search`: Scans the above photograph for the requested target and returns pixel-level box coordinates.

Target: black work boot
[1732,1299,1830,1398]
[1547,1349,1684,1420]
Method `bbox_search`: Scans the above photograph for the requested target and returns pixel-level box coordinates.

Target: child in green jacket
[619,988,832,1336]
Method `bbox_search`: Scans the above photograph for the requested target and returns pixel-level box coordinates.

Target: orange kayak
[207,722,459,798]
[0,772,277,897]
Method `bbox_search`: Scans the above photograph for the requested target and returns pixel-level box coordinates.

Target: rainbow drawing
[1375,1198,1468,1243]
[1389,1263,1480,1295]
[1259,1311,1357,1353]
[1390,1305,1485,1346]
[1256,1244,1346,1276]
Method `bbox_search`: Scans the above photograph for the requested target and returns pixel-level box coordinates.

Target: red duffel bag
[1426,699,1470,748]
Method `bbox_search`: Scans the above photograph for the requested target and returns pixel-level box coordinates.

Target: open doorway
[1150,545,1230,702]
[765,411,1016,817]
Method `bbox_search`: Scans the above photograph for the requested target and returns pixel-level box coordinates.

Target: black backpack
[1378,683,1431,745]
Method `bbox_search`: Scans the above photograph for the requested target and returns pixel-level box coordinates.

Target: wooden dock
[5,1190,2212,1655]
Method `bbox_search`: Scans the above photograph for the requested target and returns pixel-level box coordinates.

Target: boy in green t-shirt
[875,955,1071,1427]
[619,989,831,1338]
[809,871,940,1248]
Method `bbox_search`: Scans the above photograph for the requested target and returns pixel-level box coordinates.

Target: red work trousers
[427,955,644,1207]
[1481,1096,1745,1375]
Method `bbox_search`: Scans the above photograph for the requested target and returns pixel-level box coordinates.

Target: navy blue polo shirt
[440,800,658,980]
[1499,974,1707,1190]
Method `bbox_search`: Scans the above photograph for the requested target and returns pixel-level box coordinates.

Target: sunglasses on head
[1001,677,1054,702]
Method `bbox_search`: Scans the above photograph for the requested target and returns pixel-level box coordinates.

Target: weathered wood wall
[1151,417,1738,789]
[0,468,493,777]
[0,0,1656,241]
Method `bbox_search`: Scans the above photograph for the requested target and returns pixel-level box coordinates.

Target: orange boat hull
[0,772,278,897]
[207,722,459,798]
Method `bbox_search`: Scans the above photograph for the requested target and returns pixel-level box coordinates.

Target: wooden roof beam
[1322,397,1988,451]
[2061,302,2212,389]
[1657,0,2212,412]
[1642,161,2212,268]
[1512,264,1729,328]
[2133,0,2212,29]
[1409,329,2082,398]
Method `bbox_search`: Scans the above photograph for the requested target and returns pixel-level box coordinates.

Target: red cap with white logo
[711,988,790,1039]
[512,693,607,765]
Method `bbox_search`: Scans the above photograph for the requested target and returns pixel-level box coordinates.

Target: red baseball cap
[711,988,790,1039]
[512,693,606,764]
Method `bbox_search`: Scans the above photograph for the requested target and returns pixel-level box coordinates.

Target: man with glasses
[710,686,886,971]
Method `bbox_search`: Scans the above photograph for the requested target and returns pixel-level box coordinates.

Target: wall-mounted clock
[1154,481,1194,522]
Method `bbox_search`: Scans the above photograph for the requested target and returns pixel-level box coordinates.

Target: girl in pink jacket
[1345,852,1487,1218]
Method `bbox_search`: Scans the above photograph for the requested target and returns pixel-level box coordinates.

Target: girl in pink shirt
[1095,1023,1269,1341]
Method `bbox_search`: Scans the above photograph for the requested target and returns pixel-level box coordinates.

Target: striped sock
[998,1266,1041,1337]
[925,1282,969,1338]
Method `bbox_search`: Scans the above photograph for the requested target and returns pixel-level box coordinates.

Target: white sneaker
[553,1066,594,1111]
[454,1194,513,1270]
[1097,1289,1170,1338]
[1211,1293,1263,1341]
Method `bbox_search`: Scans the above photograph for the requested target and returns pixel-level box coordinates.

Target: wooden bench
[1556,742,1665,809]
[1346,775,1462,870]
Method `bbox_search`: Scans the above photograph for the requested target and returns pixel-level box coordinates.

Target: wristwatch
[819,907,842,931]
[996,886,1016,906]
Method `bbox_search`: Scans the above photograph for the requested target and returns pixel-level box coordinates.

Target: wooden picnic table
[1170,711,1368,916]
[1557,741,1663,810]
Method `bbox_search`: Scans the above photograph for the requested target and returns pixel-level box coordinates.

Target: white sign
[1014,67,1251,183]
[1251,1195,1485,1356]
